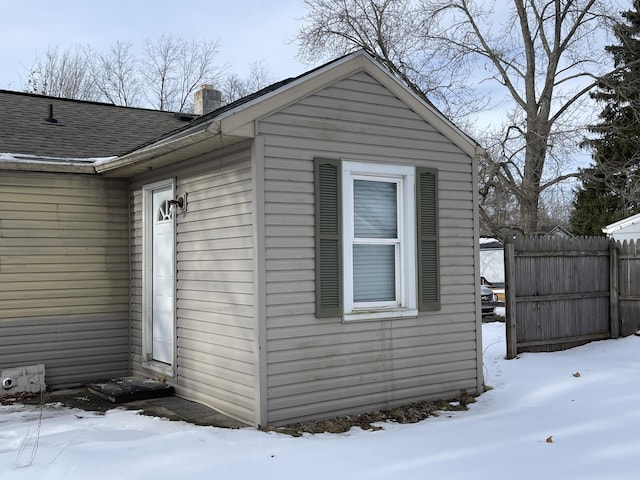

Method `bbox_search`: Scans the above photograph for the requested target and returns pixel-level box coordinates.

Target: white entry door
[143,181,175,367]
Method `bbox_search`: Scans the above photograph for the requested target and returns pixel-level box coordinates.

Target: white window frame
[342,161,417,321]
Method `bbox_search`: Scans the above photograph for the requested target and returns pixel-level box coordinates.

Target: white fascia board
[0,152,104,174]
[602,212,640,234]
[94,127,213,174]
[356,55,481,159]
[96,53,369,174]
[212,50,481,159]
[97,50,482,174]
[209,52,374,133]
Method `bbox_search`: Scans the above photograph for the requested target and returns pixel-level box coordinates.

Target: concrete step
[89,377,174,403]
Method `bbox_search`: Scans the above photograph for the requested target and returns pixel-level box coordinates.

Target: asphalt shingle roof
[0,90,194,158]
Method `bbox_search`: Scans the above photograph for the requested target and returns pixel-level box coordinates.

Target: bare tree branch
[91,41,141,106]
[25,45,99,100]
[24,37,226,113]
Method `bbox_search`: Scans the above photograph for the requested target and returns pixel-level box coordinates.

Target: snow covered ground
[1,322,639,480]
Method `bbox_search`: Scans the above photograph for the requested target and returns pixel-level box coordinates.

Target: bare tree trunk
[521,118,551,233]
[295,0,616,235]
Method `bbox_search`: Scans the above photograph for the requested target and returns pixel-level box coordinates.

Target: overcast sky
[0,0,311,91]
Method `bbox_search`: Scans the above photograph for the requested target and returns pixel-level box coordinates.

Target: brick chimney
[194,84,222,115]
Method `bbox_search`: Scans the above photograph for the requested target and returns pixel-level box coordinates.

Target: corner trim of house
[472,151,484,392]
[128,183,134,376]
[252,134,268,428]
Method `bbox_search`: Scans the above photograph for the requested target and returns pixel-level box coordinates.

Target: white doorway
[142,180,176,370]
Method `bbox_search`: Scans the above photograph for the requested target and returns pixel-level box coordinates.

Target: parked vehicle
[481,284,498,317]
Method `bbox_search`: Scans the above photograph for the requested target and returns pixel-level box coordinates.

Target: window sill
[343,308,418,322]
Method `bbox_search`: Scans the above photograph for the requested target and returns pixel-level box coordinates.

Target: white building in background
[479,238,504,287]
[602,213,640,243]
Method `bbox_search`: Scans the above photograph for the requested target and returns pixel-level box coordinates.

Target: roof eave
[0,160,95,174]
[96,50,481,177]
[211,50,481,158]
[602,212,640,234]
[0,152,101,174]
[95,127,211,175]
[95,121,254,177]
[357,55,480,158]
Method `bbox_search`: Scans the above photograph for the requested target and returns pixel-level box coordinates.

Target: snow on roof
[0,152,116,173]
[479,237,503,248]
[92,156,121,167]
[0,152,115,166]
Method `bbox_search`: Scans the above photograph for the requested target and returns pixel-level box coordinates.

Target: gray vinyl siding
[129,144,257,425]
[260,72,478,424]
[0,172,129,387]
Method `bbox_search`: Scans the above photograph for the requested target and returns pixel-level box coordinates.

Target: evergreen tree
[572,1,640,235]
[571,168,631,235]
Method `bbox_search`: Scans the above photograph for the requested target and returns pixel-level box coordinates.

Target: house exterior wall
[608,224,640,243]
[0,171,130,386]
[129,143,258,425]
[259,71,480,425]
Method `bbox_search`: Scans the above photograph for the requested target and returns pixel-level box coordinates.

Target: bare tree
[91,41,141,106]
[477,136,521,237]
[296,0,485,124]
[245,61,274,92]
[142,35,224,112]
[221,61,275,104]
[25,45,99,100]
[221,73,247,104]
[296,0,619,233]
[427,0,617,233]
[23,37,225,112]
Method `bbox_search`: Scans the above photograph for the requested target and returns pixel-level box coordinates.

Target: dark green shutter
[417,168,440,311]
[315,158,342,317]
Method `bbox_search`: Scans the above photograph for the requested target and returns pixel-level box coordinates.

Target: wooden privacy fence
[504,235,640,359]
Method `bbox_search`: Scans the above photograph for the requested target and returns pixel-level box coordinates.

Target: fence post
[609,240,620,338]
[504,236,517,359]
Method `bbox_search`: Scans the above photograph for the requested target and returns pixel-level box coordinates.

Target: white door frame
[141,178,176,376]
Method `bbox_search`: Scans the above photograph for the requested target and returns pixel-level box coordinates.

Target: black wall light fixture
[168,194,188,213]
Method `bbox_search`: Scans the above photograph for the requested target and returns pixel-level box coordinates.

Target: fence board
[618,240,640,336]
[504,235,633,357]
